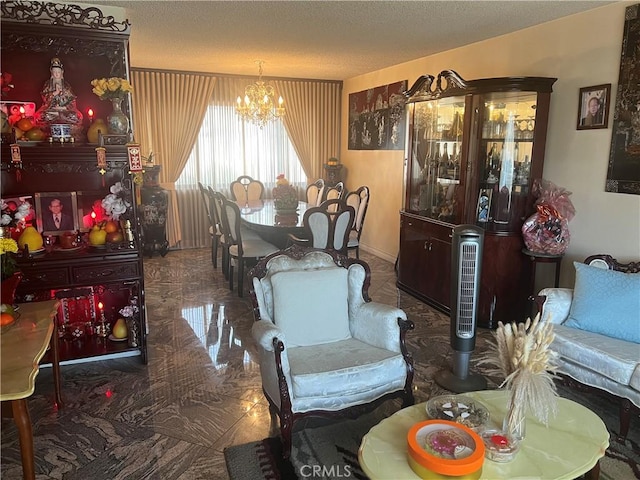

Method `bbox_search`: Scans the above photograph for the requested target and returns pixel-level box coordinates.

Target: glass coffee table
[359,389,609,480]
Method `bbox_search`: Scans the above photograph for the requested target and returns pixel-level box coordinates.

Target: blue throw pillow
[564,262,640,343]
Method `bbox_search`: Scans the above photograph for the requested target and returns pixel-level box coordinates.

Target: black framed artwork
[576,84,611,130]
[607,3,640,195]
[348,80,407,150]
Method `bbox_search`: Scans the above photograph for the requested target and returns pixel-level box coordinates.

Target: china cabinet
[397,70,556,328]
[1,2,147,363]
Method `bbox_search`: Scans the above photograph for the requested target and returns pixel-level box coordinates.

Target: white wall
[341,2,640,286]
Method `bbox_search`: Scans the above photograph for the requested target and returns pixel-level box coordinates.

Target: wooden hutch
[1,1,148,363]
[397,70,556,329]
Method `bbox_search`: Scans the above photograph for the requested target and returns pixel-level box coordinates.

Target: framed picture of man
[577,84,611,130]
[35,192,78,234]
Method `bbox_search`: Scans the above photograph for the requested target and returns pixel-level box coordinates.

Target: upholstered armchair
[249,246,415,458]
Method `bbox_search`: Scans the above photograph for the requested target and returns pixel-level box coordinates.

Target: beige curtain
[274,80,342,183]
[130,69,217,247]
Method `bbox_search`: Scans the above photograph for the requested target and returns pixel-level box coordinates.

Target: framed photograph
[476,188,492,223]
[35,192,78,235]
[76,191,107,232]
[577,84,611,130]
[1,195,36,228]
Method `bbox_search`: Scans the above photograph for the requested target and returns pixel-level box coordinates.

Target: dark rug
[225,386,639,480]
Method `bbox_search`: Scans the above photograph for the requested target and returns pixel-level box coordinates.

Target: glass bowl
[425,394,490,431]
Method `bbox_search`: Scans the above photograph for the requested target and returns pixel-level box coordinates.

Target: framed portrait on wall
[576,84,611,130]
[35,192,78,234]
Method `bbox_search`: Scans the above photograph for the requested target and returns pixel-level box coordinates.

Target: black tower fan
[434,225,487,393]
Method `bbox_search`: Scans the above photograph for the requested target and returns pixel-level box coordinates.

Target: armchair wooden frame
[248,245,415,458]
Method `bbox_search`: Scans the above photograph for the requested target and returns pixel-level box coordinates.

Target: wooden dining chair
[345,186,370,259]
[198,182,223,268]
[322,181,345,206]
[216,194,279,296]
[288,199,355,256]
[305,179,325,206]
[230,175,264,204]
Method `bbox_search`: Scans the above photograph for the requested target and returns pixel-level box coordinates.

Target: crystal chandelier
[235,61,285,127]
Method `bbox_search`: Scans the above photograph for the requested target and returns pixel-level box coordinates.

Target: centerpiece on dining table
[272,174,298,214]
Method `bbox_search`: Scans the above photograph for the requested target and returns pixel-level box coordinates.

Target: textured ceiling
[81,0,612,80]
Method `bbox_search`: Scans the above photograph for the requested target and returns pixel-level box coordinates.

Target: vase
[140,166,169,257]
[87,118,108,143]
[503,396,526,442]
[107,97,129,135]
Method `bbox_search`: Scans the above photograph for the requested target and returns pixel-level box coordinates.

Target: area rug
[225,389,639,480]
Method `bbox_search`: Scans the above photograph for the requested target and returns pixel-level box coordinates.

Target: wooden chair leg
[237,257,244,297]
[212,237,218,268]
[228,261,234,291]
[618,398,632,442]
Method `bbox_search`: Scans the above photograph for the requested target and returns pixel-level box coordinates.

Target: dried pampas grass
[480,313,559,437]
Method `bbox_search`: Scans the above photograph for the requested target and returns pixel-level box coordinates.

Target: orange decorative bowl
[407,420,485,479]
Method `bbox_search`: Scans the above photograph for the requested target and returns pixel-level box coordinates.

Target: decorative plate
[108,334,127,342]
[426,395,490,430]
[56,246,83,252]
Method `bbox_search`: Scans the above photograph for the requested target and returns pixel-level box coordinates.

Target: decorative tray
[426,395,490,430]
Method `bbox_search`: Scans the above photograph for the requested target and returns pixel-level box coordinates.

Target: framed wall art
[35,191,78,234]
[606,3,640,195]
[348,80,407,150]
[577,84,611,130]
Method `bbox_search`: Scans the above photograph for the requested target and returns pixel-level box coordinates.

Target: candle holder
[96,310,109,338]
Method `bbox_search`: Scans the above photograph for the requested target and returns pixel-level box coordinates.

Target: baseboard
[360,244,397,264]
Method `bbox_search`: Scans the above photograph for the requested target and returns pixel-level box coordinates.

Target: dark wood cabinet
[1,3,147,363]
[397,71,556,328]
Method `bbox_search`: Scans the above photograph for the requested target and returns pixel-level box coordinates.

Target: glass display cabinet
[398,70,556,328]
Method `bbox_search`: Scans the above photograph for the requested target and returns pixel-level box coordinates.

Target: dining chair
[305,179,325,206]
[322,181,345,206]
[288,199,355,256]
[345,186,370,259]
[198,182,222,268]
[230,175,264,204]
[216,194,279,297]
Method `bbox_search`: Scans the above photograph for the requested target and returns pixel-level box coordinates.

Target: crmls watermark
[299,464,352,478]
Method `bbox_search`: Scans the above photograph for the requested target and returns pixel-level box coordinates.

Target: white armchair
[249,246,415,458]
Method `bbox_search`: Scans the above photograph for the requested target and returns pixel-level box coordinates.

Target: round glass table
[238,199,309,248]
[358,389,609,480]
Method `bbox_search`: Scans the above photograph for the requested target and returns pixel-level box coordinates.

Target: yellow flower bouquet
[90,77,133,100]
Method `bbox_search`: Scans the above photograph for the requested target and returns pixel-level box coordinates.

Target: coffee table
[359,389,609,480]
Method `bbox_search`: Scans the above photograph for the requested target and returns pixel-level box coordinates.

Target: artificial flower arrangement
[481,314,558,439]
[90,77,133,100]
[0,236,19,281]
[1,198,32,228]
[102,182,131,220]
[272,174,298,211]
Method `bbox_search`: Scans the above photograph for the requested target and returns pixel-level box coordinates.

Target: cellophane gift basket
[522,179,576,255]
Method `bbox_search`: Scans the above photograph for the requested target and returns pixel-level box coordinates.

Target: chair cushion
[553,324,640,386]
[287,338,406,398]
[271,268,351,347]
[564,262,640,343]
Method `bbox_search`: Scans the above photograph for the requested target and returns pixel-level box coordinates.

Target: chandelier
[235,61,285,127]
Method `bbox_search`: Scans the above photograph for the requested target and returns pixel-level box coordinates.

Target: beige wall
[341,2,640,286]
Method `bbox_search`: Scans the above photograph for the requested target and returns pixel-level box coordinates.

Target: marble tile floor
[0,248,499,479]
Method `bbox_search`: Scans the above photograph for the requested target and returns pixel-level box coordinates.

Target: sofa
[537,254,640,441]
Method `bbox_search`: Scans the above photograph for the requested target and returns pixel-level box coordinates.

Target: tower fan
[434,225,487,393]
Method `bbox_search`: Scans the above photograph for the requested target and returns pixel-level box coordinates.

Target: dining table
[1,299,62,480]
[238,199,309,249]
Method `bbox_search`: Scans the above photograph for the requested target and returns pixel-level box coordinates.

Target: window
[176,104,306,196]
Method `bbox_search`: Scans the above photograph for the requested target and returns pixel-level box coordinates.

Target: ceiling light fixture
[235,61,285,128]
